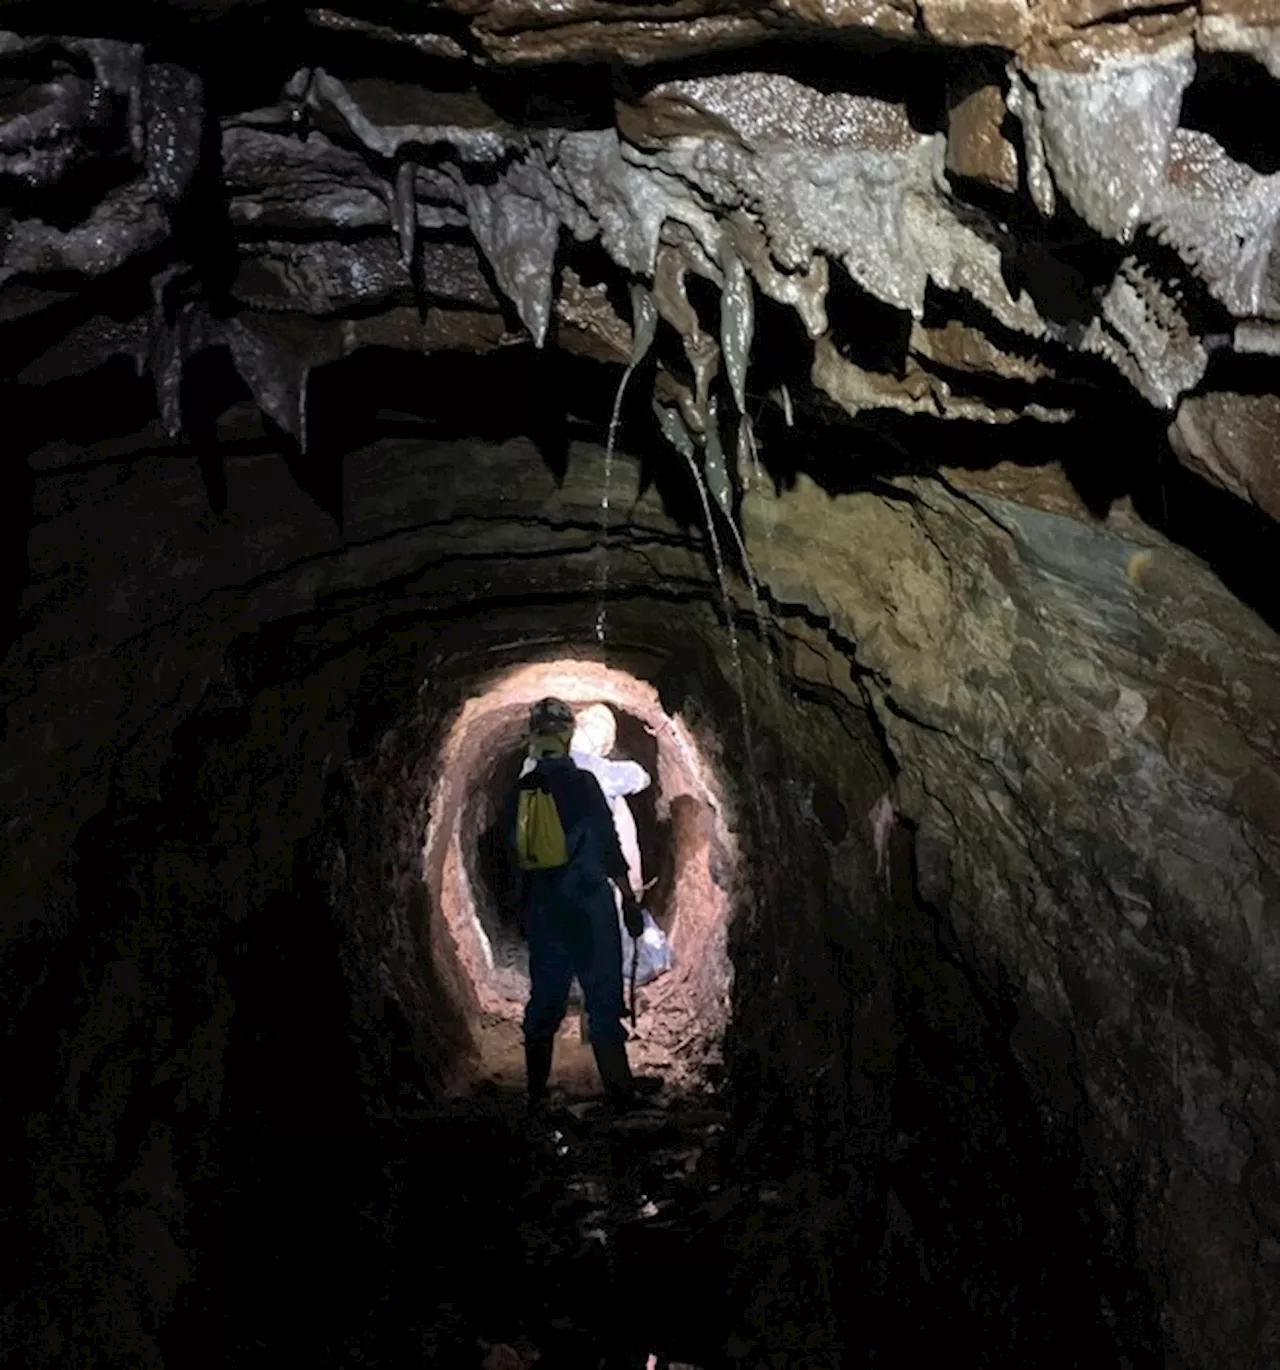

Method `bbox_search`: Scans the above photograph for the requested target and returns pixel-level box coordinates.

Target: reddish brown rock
[914,319,1052,381]
[551,268,632,364]
[1169,391,1280,522]
[945,84,1019,192]
[921,0,1031,48]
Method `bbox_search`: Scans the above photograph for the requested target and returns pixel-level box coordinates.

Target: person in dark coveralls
[505,697,649,1113]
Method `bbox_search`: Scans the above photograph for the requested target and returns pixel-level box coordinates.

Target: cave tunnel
[3,6,1280,1370]
[428,658,735,1091]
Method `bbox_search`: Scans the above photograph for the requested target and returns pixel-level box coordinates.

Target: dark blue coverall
[505,755,631,1047]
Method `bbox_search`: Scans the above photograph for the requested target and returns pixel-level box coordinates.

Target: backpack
[515,765,568,871]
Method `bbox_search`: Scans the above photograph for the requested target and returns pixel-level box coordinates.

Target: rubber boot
[591,1039,637,1112]
[524,1037,554,1115]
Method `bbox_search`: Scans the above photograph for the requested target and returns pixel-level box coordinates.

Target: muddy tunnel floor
[225,1089,735,1370]
[222,976,1149,1370]
[221,1097,1120,1370]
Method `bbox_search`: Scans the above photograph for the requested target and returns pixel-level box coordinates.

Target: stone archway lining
[423,659,736,1087]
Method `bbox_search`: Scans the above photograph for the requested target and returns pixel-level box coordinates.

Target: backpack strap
[515,759,569,871]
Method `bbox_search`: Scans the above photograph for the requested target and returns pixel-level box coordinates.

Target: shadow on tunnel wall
[0,670,398,1369]
[1,609,492,1367]
[665,659,1164,1367]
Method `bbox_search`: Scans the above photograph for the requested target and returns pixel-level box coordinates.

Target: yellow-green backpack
[515,768,568,870]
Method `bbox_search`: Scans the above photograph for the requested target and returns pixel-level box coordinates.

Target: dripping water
[595,286,659,646]
[742,417,787,655]
[714,241,776,673]
[657,402,762,817]
[594,361,634,645]
[722,417,775,672]
[681,445,756,772]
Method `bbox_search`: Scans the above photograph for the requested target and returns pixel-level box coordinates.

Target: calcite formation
[3,5,1280,1369]
[1,1,1277,506]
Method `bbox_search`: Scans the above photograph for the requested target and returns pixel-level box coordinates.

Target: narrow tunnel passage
[208,581,1159,1370]
[6,9,1280,1367]
[2,381,1205,1370]
[424,659,736,1095]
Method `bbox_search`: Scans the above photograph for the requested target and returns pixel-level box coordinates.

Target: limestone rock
[945,83,1019,193]
[1169,391,1280,521]
[1025,42,1196,242]
[1198,2,1280,79]
[813,333,1071,423]
[921,0,1032,48]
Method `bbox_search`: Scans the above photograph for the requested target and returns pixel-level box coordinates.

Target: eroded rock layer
[2,2,1279,508]
[3,5,1280,1370]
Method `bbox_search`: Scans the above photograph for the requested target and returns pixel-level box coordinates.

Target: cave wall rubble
[741,456,1280,1363]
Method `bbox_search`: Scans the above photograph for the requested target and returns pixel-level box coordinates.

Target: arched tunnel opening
[425,659,736,1093]
[4,10,1280,1370]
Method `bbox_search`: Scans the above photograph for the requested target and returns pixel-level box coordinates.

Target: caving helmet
[528,697,575,737]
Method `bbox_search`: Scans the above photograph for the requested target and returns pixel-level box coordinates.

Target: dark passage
[5,6,1279,1369]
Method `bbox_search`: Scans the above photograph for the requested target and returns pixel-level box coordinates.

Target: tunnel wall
[3,395,1279,1364]
[5,417,892,1364]
[743,458,1280,1364]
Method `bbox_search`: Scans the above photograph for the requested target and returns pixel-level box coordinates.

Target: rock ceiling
[3,1,1279,519]
[5,10,1280,1364]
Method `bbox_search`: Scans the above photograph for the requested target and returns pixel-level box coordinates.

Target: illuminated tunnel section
[423,660,736,1088]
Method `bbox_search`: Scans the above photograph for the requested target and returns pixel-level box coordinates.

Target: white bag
[620,907,672,987]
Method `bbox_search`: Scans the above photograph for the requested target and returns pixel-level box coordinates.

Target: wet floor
[224,1082,735,1370]
[223,1010,1155,1369]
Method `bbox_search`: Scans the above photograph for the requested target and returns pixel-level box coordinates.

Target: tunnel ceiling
[6,5,1280,1368]
[3,0,1280,521]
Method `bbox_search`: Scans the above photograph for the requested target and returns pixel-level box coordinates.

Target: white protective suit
[520,749,650,893]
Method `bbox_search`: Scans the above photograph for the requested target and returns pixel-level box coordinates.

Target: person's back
[505,697,648,1114]
[513,755,618,898]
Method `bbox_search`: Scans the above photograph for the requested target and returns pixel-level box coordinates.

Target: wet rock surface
[1,4,1279,492]
[3,3,1280,1368]
[225,1091,737,1369]
[745,455,1280,1365]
